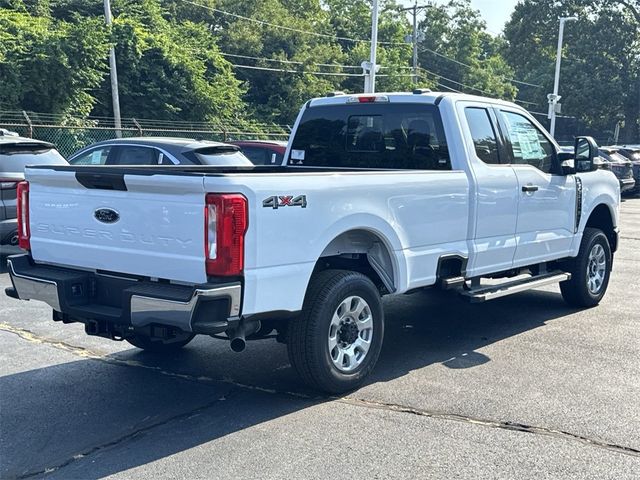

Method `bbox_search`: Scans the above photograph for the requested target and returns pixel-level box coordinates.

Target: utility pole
[365,0,380,93]
[412,4,418,84]
[401,3,430,85]
[104,0,122,137]
[548,16,577,138]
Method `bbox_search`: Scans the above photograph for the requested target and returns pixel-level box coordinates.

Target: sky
[398,0,520,35]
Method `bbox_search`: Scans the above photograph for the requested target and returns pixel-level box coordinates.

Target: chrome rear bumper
[6,254,241,334]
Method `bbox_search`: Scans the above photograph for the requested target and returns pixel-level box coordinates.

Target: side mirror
[574,136,599,173]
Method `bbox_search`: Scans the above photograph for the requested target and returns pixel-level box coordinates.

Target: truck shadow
[1,288,578,479]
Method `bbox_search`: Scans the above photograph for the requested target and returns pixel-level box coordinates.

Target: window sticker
[90,150,103,165]
[291,149,305,160]
[515,128,544,160]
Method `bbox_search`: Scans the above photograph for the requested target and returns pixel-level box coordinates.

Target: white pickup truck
[6,91,620,393]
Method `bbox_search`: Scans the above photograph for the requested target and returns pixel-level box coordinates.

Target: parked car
[6,92,620,393]
[228,140,288,165]
[67,137,253,166]
[598,147,635,194]
[1,130,66,255]
[614,145,640,195]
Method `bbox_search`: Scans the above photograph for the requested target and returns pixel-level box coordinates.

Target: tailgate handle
[76,172,127,191]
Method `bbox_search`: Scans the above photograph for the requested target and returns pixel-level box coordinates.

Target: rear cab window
[289,103,450,170]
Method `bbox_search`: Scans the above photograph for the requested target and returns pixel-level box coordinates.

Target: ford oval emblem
[94,208,120,224]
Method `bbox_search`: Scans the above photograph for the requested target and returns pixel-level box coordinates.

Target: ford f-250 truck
[5,92,620,393]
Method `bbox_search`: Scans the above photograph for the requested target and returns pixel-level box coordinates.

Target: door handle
[522,184,539,193]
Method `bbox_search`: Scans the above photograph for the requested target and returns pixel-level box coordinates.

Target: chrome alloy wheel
[586,243,607,295]
[328,295,374,372]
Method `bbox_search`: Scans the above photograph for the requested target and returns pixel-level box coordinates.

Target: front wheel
[287,269,384,393]
[560,227,612,307]
[126,332,195,352]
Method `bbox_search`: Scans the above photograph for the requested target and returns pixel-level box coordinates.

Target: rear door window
[241,147,269,165]
[69,147,112,165]
[112,146,159,165]
[464,107,500,164]
[290,103,450,169]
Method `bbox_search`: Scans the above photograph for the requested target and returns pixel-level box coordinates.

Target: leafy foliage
[417,0,517,100]
[0,0,637,142]
[503,0,639,142]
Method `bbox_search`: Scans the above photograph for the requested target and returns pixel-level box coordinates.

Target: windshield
[0,148,66,172]
[290,103,450,170]
[194,149,253,166]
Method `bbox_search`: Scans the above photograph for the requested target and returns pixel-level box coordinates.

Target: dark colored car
[0,130,67,255]
[68,137,253,166]
[614,145,640,195]
[228,140,288,165]
[598,147,635,194]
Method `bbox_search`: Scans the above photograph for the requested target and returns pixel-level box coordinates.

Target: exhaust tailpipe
[228,319,261,353]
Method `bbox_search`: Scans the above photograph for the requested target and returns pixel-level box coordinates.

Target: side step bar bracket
[461,271,571,303]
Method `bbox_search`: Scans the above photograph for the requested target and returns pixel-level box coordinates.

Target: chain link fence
[0,111,291,158]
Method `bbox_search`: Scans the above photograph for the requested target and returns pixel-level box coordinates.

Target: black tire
[287,269,384,393]
[126,333,195,352]
[560,227,612,307]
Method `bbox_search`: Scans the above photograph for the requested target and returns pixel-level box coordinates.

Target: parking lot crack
[338,397,640,458]
[14,389,241,479]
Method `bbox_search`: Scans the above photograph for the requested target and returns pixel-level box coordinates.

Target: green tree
[88,0,247,124]
[0,6,109,115]
[416,0,518,100]
[503,0,640,142]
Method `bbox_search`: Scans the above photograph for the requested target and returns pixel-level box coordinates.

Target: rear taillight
[205,193,248,276]
[17,181,30,250]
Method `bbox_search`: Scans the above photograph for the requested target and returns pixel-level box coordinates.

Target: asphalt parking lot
[1,199,639,480]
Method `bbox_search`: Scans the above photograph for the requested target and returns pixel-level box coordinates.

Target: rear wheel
[126,332,195,352]
[287,269,384,393]
[560,228,612,307]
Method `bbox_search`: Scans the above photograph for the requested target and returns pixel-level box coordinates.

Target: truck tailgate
[26,168,208,284]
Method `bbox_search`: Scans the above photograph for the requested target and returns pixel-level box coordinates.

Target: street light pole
[365,0,380,93]
[548,16,577,138]
[104,0,122,138]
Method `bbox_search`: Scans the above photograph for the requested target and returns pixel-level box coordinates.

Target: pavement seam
[2,322,639,465]
[337,397,640,458]
[13,388,242,480]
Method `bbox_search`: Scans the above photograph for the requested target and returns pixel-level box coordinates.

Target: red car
[229,140,287,166]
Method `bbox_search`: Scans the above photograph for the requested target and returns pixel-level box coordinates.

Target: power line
[229,63,414,78]
[229,64,364,76]
[221,52,413,71]
[184,0,543,92]
[181,0,408,46]
[418,68,538,106]
[420,48,544,88]
[221,52,361,69]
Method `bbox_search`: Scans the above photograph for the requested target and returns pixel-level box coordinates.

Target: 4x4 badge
[263,195,307,209]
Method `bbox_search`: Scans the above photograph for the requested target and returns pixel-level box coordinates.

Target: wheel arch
[584,203,617,253]
[315,228,398,295]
